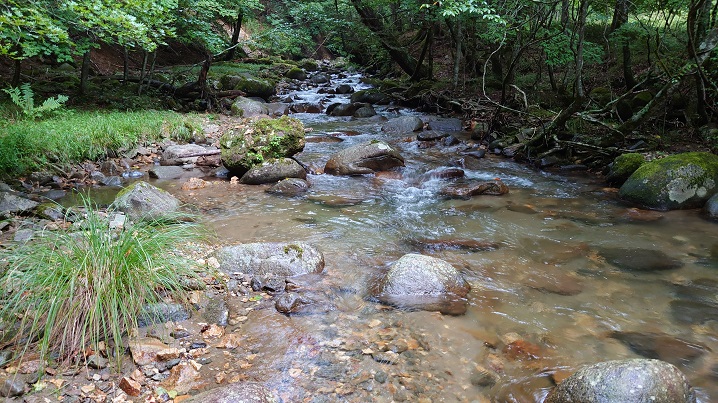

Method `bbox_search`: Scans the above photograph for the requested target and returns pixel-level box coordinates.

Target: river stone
[426,117,462,131]
[310,73,330,84]
[275,291,334,315]
[324,141,405,175]
[239,158,306,185]
[215,242,325,277]
[149,165,200,180]
[440,180,509,198]
[0,192,38,217]
[111,181,181,222]
[0,378,24,397]
[371,253,471,315]
[353,104,376,118]
[286,67,306,80]
[381,116,424,133]
[327,103,357,117]
[230,96,270,117]
[335,84,353,94]
[137,302,191,327]
[202,297,229,326]
[417,131,447,141]
[545,359,696,403]
[598,247,683,272]
[670,278,718,324]
[162,144,215,166]
[608,331,709,366]
[220,116,305,175]
[350,89,390,105]
[186,382,277,403]
[606,153,645,186]
[224,76,275,100]
[619,152,718,210]
[266,178,310,196]
[703,192,718,219]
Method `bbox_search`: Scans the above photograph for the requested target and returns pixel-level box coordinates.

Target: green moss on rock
[220,116,306,175]
[619,152,718,210]
[606,153,645,186]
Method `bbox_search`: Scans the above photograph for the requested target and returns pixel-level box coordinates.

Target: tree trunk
[12,59,21,87]
[137,51,148,95]
[412,25,433,81]
[452,20,462,89]
[610,0,637,88]
[80,51,91,96]
[224,11,244,61]
[574,0,589,100]
[123,47,129,83]
[349,0,431,80]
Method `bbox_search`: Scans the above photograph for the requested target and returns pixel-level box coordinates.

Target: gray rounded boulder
[230,96,269,118]
[239,158,306,185]
[371,253,471,315]
[111,181,181,221]
[703,192,718,219]
[619,152,718,210]
[546,359,696,403]
[215,242,324,277]
[324,141,404,175]
[266,178,310,196]
[381,116,424,133]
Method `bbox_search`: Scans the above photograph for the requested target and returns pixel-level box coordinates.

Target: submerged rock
[186,382,277,403]
[608,331,709,366]
[440,179,509,198]
[371,253,471,315]
[619,152,718,210]
[266,178,310,196]
[324,141,405,175]
[545,359,696,403]
[215,242,325,277]
[598,247,683,272]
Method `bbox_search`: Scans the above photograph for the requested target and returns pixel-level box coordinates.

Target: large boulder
[704,192,718,219]
[220,116,305,176]
[239,158,306,185]
[350,89,390,105]
[324,141,405,175]
[230,96,269,118]
[381,116,424,134]
[370,253,471,315]
[619,152,718,210]
[266,178,310,196]
[186,382,277,403]
[222,75,275,100]
[545,359,696,403]
[606,153,645,186]
[215,242,324,277]
[111,181,181,221]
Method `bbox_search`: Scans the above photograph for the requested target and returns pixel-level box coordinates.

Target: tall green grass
[0,197,208,367]
[0,110,200,177]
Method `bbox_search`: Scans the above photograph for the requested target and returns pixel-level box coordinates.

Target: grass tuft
[0,196,208,369]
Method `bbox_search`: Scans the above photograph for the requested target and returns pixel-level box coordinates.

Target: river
[156,72,718,402]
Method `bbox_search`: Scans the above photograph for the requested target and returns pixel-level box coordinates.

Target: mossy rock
[233,76,276,100]
[286,67,307,80]
[606,153,645,186]
[230,96,269,117]
[619,152,718,210]
[219,116,306,176]
[589,87,612,107]
[631,90,653,109]
[299,58,319,71]
[350,89,391,105]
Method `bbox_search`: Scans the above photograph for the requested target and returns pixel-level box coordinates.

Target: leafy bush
[0,197,209,367]
[2,83,68,120]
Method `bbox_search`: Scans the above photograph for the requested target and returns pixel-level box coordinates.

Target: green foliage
[0,196,207,365]
[422,0,503,22]
[2,84,68,120]
[0,110,197,176]
[0,0,74,60]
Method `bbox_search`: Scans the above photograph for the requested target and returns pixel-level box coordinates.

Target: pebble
[0,378,24,397]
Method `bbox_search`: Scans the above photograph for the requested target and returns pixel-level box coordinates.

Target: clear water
[157,73,718,401]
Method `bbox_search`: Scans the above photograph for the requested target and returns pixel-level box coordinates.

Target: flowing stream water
[151,72,718,402]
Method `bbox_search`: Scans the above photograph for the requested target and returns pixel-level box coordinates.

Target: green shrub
[2,83,68,120]
[0,197,209,368]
